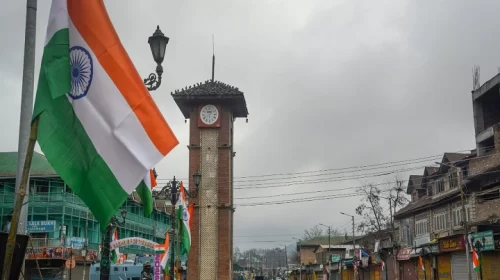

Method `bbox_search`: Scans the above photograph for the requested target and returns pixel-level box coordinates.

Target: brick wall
[187,108,201,280]
[187,104,238,280]
[218,108,233,280]
[475,194,500,221]
[299,247,317,265]
[470,124,500,176]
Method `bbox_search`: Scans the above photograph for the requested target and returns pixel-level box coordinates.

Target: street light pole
[341,212,355,280]
[292,237,302,280]
[319,224,331,280]
[154,171,202,280]
[436,161,472,280]
[100,209,127,280]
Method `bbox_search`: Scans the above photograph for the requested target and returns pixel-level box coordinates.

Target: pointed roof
[437,152,471,173]
[171,80,248,118]
[406,175,423,194]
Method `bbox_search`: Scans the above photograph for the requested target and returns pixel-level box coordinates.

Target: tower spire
[211,34,215,82]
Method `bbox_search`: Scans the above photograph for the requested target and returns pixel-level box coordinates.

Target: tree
[233,246,242,263]
[290,250,300,264]
[303,225,324,240]
[355,184,388,235]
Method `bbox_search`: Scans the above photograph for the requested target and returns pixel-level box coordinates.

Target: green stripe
[136,181,153,217]
[33,28,128,232]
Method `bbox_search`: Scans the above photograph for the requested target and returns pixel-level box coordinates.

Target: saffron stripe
[67,0,178,156]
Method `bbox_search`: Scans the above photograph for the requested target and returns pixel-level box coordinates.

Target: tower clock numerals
[200,104,219,125]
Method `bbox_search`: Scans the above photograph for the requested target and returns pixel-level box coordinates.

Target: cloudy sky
[2,0,500,250]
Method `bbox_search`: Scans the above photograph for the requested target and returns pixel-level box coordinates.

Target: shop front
[397,248,417,280]
[436,254,451,280]
[412,247,435,280]
[439,235,468,280]
[469,229,500,279]
[330,254,341,280]
[341,259,355,280]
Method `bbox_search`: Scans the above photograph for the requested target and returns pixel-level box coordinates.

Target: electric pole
[436,162,472,280]
[83,211,89,280]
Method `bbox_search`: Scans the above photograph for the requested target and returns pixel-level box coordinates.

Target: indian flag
[472,249,480,272]
[33,0,178,232]
[160,233,171,274]
[177,182,193,255]
[418,256,425,271]
[111,229,120,264]
[136,169,157,217]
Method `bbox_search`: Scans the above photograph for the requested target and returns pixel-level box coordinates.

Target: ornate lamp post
[144,26,169,91]
[470,236,485,280]
[100,209,127,280]
[154,171,202,280]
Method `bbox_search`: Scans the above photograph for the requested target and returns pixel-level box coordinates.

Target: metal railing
[30,238,64,248]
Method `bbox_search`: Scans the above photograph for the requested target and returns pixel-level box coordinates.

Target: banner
[155,254,161,280]
[110,237,158,250]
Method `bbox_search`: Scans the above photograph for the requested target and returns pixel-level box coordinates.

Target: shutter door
[450,252,470,280]
[362,270,370,280]
[481,251,500,280]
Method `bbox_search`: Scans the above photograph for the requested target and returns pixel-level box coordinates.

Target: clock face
[200,104,219,125]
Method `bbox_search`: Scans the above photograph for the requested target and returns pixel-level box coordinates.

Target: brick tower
[172,78,248,280]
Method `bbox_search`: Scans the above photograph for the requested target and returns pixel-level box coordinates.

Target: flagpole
[15,0,38,233]
[177,210,181,279]
[2,117,39,280]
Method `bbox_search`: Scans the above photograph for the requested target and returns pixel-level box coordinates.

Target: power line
[156,147,479,183]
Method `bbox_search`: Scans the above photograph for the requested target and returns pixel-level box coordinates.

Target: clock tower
[172,79,248,280]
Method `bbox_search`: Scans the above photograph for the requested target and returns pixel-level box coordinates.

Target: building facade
[0,151,171,276]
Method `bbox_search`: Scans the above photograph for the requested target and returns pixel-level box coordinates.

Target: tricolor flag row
[177,183,194,255]
[34,0,178,231]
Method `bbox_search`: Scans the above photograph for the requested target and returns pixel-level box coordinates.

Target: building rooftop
[171,80,248,118]
[0,151,57,178]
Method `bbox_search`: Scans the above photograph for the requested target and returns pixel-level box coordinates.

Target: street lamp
[293,238,303,280]
[319,223,332,280]
[153,172,202,280]
[144,25,169,91]
[100,209,127,280]
[340,212,356,280]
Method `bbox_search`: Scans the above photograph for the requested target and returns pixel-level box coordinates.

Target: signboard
[110,237,158,250]
[27,220,56,233]
[414,233,430,247]
[331,254,341,263]
[439,235,465,252]
[154,254,161,280]
[66,237,85,249]
[396,248,412,261]
[469,230,495,252]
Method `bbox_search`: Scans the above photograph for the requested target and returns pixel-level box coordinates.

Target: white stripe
[144,171,152,189]
[67,20,163,192]
[45,0,68,46]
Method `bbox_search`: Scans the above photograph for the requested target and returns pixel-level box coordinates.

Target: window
[452,207,471,227]
[415,219,428,236]
[73,226,80,237]
[449,172,458,189]
[435,179,445,194]
[433,212,448,231]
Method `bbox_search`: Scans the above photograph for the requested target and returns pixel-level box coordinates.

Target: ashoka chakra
[68,46,94,100]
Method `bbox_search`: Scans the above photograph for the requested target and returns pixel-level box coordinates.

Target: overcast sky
[2,0,500,251]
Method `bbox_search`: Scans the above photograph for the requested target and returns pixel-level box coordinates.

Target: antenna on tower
[211,34,215,82]
[472,65,480,91]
